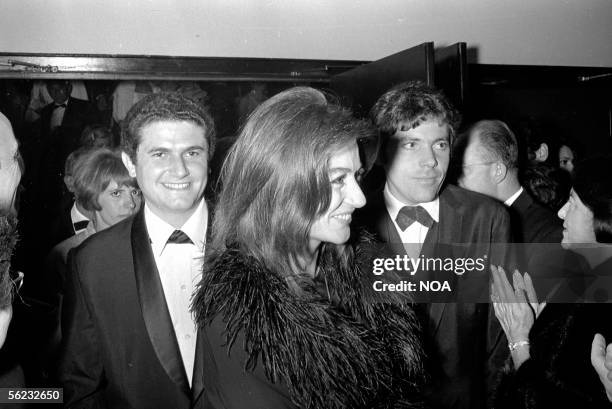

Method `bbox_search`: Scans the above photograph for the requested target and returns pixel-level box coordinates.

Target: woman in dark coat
[491,156,612,408]
[192,87,425,409]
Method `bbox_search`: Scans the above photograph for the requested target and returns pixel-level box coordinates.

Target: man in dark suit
[456,120,560,243]
[46,148,94,252]
[59,92,215,408]
[456,119,581,299]
[358,82,515,409]
[38,81,97,217]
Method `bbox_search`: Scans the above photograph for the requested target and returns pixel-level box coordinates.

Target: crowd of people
[0,78,611,408]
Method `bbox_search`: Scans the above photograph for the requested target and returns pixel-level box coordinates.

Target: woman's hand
[591,333,612,402]
[490,266,546,369]
[490,266,542,342]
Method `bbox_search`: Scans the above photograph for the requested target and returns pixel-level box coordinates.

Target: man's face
[458,132,497,197]
[46,82,70,105]
[122,120,209,227]
[384,119,450,205]
[0,116,22,213]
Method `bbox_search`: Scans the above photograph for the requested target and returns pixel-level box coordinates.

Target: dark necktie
[167,230,193,245]
[52,103,67,110]
[73,220,89,232]
[396,205,434,231]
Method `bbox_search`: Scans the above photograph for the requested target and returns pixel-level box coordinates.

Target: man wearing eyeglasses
[456,120,579,301]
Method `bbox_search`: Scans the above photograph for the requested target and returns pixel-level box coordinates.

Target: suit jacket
[509,189,562,245]
[59,209,208,409]
[357,184,516,409]
[39,97,96,212]
[40,97,95,140]
[46,198,79,252]
[508,190,586,301]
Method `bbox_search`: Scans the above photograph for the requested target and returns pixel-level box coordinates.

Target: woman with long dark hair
[192,87,425,409]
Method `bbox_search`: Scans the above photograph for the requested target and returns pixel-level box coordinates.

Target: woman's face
[558,188,597,248]
[559,145,575,173]
[308,142,366,252]
[95,180,142,231]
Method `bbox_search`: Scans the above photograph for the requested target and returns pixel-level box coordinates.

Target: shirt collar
[145,200,208,256]
[383,183,440,223]
[504,186,524,207]
[70,201,89,224]
[55,98,69,108]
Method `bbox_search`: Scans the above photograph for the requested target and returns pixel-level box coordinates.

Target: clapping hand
[490,266,546,345]
[591,333,612,402]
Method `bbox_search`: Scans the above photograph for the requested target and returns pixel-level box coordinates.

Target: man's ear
[121,152,137,178]
[63,175,75,193]
[492,162,508,184]
[534,143,549,162]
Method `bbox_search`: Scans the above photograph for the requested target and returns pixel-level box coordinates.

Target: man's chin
[415,187,442,203]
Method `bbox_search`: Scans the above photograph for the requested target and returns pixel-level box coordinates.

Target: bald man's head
[0,113,21,215]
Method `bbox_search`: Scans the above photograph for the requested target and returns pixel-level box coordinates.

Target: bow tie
[52,103,66,110]
[73,220,89,232]
[166,230,193,245]
[395,205,434,231]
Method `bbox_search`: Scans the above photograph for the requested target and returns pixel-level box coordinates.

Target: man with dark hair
[39,80,97,219]
[59,92,214,408]
[358,81,514,409]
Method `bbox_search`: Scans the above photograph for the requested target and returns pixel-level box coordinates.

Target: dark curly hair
[370,80,461,145]
[120,92,216,162]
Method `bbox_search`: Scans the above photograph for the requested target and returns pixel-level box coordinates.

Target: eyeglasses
[461,161,497,169]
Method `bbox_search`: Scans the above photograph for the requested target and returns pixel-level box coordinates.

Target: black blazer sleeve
[58,250,106,409]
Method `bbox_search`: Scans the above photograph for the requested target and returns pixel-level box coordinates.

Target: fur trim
[193,234,425,409]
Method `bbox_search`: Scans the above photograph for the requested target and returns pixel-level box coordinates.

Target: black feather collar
[193,235,425,409]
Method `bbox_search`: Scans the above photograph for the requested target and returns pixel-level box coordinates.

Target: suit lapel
[423,187,464,337]
[191,200,213,403]
[131,209,191,397]
[435,186,464,245]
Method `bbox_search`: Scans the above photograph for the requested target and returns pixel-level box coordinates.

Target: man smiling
[59,93,215,409]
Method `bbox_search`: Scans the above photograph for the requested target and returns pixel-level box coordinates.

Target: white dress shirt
[50,100,68,130]
[504,186,524,207]
[384,183,439,257]
[144,200,207,386]
[70,202,90,235]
